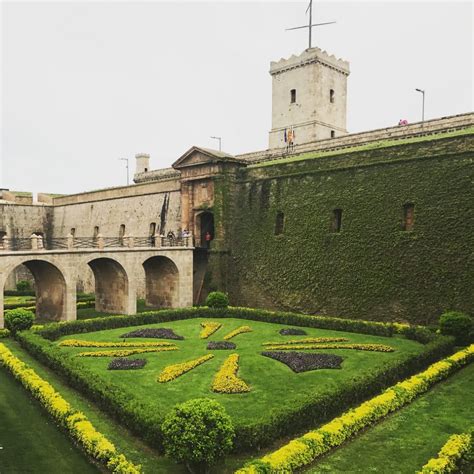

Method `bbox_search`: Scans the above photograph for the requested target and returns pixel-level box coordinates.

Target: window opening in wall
[331,209,343,233]
[93,226,99,242]
[275,211,285,235]
[330,89,335,103]
[149,222,156,236]
[0,230,6,241]
[119,224,126,245]
[70,228,76,237]
[290,89,296,103]
[331,130,336,138]
[402,203,415,231]
[144,168,148,172]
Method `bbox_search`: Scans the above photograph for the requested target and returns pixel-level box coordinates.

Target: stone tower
[268,47,350,149]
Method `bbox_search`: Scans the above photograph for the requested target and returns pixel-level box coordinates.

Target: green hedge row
[38,307,396,341]
[17,308,455,453]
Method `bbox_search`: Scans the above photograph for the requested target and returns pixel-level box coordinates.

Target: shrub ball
[439,311,473,345]
[205,291,229,309]
[161,398,234,473]
[4,308,35,334]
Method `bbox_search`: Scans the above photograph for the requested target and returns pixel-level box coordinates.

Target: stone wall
[226,131,474,325]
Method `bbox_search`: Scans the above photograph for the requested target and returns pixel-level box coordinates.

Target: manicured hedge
[418,431,473,473]
[0,343,141,473]
[37,307,396,341]
[15,308,456,453]
[237,345,474,473]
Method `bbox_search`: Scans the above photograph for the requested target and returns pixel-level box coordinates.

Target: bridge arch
[87,257,130,314]
[143,256,179,308]
[3,259,68,323]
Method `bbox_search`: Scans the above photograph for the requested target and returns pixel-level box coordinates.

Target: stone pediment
[172,146,245,170]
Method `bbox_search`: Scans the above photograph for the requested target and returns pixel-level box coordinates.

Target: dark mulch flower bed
[279,328,307,336]
[207,341,236,350]
[261,351,343,373]
[120,328,184,340]
[108,358,147,370]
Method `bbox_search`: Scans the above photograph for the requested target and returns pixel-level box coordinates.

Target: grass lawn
[2,339,185,474]
[55,317,424,427]
[303,361,474,473]
[0,363,97,473]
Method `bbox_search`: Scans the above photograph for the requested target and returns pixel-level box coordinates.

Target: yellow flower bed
[158,354,214,382]
[0,343,141,473]
[200,322,222,339]
[418,432,472,473]
[59,339,174,348]
[212,353,250,393]
[263,343,395,352]
[77,347,177,357]
[263,337,349,346]
[236,345,474,473]
[223,326,252,340]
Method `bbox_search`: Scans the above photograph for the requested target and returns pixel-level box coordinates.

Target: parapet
[270,47,350,76]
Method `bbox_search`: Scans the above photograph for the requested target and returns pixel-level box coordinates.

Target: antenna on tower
[286,0,336,49]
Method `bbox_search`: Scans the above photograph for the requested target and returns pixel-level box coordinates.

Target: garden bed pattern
[261,351,343,373]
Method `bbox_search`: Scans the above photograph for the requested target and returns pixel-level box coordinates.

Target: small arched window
[331,130,336,138]
[275,211,285,235]
[331,209,343,233]
[93,226,99,239]
[149,222,157,236]
[70,228,76,237]
[330,89,335,103]
[119,224,126,245]
[290,89,296,104]
[402,203,415,231]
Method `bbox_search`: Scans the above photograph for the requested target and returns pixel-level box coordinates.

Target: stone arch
[87,257,130,314]
[143,256,179,308]
[3,259,67,322]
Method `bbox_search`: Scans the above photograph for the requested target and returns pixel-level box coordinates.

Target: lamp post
[415,88,425,125]
[119,158,129,185]
[210,136,222,152]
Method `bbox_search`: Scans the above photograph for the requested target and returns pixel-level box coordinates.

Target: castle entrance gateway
[195,211,214,248]
[0,244,194,328]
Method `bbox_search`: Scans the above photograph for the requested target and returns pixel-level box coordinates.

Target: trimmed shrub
[161,398,234,473]
[439,311,473,345]
[16,280,32,292]
[205,291,229,309]
[5,309,34,334]
[0,329,10,338]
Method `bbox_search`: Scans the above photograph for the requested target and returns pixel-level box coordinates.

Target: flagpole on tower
[286,0,336,49]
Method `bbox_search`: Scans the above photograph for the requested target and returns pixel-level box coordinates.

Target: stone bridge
[0,245,194,328]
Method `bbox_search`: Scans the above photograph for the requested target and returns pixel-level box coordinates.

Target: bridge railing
[0,234,194,252]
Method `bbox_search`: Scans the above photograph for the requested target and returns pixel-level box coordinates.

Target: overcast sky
[1,1,472,195]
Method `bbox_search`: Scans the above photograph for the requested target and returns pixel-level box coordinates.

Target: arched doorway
[196,211,215,248]
[3,260,67,322]
[87,258,129,314]
[143,256,179,308]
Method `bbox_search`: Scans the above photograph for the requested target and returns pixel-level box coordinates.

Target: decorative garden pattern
[56,320,400,397]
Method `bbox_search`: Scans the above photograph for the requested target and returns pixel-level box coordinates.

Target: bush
[161,398,234,473]
[205,292,229,309]
[439,311,473,345]
[5,309,35,334]
[16,280,32,291]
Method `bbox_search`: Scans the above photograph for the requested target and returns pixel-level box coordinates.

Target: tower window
[149,222,157,236]
[93,226,99,238]
[275,211,285,235]
[331,130,336,138]
[290,89,296,104]
[330,89,335,103]
[331,209,343,233]
[402,203,415,231]
[144,168,148,172]
[70,228,76,237]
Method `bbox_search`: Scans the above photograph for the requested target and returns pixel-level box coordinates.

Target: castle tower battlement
[269,47,350,149]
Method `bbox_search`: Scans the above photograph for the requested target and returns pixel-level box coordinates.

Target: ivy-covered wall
[226,132,474,325]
